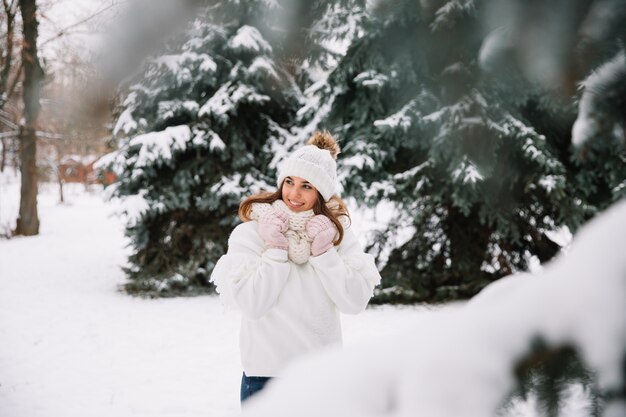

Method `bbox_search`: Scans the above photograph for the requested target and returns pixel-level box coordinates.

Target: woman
[210,131,381,404]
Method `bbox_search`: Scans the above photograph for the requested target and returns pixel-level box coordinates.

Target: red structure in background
[59,154,116,185]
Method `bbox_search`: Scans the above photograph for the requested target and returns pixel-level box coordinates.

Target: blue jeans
[240,372,272,403]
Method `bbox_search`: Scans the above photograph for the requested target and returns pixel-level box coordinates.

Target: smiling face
[281,176,319,212]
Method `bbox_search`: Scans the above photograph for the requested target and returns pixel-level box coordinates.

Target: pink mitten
[258,211,289,251]
[306,215,337,257]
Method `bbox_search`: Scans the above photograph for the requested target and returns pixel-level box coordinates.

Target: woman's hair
[239,182,351,246]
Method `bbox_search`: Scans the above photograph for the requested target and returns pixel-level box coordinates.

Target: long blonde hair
[239,183,351,246]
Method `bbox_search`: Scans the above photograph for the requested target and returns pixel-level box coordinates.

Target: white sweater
[211,221,381,377]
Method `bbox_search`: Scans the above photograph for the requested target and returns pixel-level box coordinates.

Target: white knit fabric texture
[250,200,315,264]
[277,145,337,201]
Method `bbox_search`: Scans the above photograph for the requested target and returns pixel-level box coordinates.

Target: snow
[0,168,20,234]
[500,115,546,142]
[392,161,429,182]
[128,125,192,168]
[538,174,559,193]
[0,174,437,417]
[521,138,543,161]
[571,116,597,149]
[197,83,271,123]
[374,100,416,133]
[154,52,218,76]
[227,26,272,54]
[242,198,626,417]
[0,171,597,417]
[208,131,227,152]
[199,54,218,73]
[210,173,248,196]
[113,107,138,136]
[248,57,279,80]
[198,84,232,122]
[452,158,483,184]
[154,54,184,73]
[115,189,150,228]
[230,84,270,107]
[342,154,376,171]
[353,70,388,89]
[544,226,573,250]
[93,150,128,178]
[572,51,626,148]
[157,100,200,121]
[0,183,241,417]
[423,108,446,123]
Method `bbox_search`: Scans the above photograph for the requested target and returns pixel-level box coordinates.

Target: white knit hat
[276,131,340,202]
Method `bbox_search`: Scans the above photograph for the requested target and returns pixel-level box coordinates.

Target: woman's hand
[306,215,337,257]
[258,211,289,251]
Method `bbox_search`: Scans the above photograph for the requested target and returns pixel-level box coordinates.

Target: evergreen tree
[297,1,626,415]
[99,1,303,296]
[304,0,625,303]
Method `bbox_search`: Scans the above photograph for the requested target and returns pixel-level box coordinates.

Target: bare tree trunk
[14,0,43,236]
[1,137,6,172]
[53,144,64,203]
[58,175,64,203]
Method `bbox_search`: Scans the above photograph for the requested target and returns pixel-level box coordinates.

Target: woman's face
[281,176,318,212]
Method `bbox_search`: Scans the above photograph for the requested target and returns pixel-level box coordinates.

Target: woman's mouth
[288,199,304,209]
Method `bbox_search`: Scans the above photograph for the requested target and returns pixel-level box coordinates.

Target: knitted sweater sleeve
[210,222,291,319]
[308,228,381,314]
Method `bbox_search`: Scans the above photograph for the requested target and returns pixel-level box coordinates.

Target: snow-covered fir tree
[99,1,304,295]
[303,0,625,304]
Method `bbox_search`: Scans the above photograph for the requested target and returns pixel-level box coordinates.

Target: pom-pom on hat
[277,131,340,202]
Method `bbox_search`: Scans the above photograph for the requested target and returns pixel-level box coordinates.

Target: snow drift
[242,198,626,417]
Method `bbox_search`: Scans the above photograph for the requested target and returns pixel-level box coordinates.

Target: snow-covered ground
[0,169,20,236]
[0,173,431,417]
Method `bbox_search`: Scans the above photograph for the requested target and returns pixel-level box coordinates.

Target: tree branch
[0,0,17,100]
[39,1,127,48]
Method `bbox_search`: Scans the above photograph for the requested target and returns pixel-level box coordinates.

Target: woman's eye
[303,185,312,190]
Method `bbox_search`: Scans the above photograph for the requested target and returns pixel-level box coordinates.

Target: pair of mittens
[258,212,337,257]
